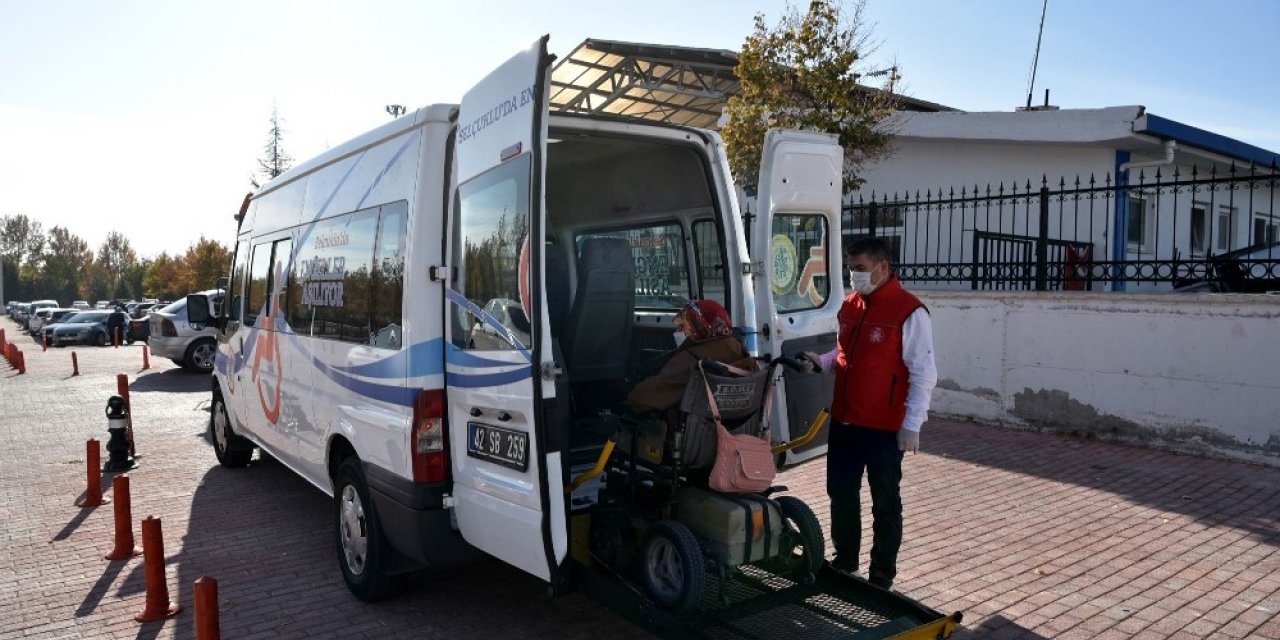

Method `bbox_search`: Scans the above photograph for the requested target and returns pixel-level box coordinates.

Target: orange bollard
[42,333,47,352]
[76,439,109,507]
[142,345,151,370]
[117,373,135,457]
[0,327,6,346]
[135,516,182,622]
[194,577,220,640]
[113,327,120,348]
[105,474,142,560]
[71,351,80,376]
[15,349,24,374]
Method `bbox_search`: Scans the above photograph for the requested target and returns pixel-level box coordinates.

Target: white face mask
[850,269,875,295]
[673,330,687,347]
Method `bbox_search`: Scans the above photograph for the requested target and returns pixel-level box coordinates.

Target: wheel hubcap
[647,537,683,598]
[340,485,368,575]
[194,344,215,369]
[212,402,229,451]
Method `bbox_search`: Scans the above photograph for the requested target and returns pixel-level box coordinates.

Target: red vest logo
[869,326,885,344]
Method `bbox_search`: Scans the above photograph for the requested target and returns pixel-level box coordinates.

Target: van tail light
[160,318,178,337]
[411,389,448,483]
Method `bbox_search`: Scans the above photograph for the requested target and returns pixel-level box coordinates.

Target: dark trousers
[827,421,904,580]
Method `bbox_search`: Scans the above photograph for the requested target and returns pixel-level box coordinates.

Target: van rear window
[575,222,691,310]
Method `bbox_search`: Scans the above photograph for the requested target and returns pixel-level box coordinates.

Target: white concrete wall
[919,290,1280,465]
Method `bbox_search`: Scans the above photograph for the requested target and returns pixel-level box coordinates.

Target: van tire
[210,397,254,468]
[184,338,216,373]
[639,520,705,614]
[775,496,824,584]
[334,458,397,602]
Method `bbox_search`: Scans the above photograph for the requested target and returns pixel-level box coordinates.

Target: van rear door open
[751,131,844,463]
[445,36,567,582]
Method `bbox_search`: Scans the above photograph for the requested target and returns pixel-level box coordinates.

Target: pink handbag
[698,360,777,493]
[708,422,776,493]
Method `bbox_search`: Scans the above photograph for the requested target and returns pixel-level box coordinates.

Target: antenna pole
[1025,0,1049,109]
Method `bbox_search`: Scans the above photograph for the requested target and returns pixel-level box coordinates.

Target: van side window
[771,214,828,312]
[575,222,690,310]
[229,241,249,322]
[272,237,295,330]
[303,209,378,343]
[245,242,273,327]
[451,155,531,351]
[370,202,407,350]
[691,219,726,305]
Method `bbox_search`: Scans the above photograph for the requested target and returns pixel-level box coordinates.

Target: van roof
[256,104,457,198]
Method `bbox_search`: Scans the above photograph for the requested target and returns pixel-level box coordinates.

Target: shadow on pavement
[951,614,1048,639]
[927,421,1280,545]
[107,440,647,640]
[128,369,209,394]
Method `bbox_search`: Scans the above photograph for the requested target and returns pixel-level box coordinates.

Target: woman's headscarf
[678,299,733,342]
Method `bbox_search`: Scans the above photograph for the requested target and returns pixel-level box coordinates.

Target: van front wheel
[334,458,396,602]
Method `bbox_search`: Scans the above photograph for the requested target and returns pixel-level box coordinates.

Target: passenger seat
[564,236,634,383]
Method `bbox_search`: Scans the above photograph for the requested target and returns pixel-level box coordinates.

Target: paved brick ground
[1,315,1277,639]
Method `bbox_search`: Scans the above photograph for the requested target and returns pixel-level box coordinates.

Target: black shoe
[829,558,857,575]
[868,576,893,590]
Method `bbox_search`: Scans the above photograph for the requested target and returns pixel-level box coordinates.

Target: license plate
[467,422,528,472]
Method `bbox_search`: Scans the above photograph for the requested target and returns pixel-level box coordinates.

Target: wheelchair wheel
[639,519,705,613]
[776,496,824,584]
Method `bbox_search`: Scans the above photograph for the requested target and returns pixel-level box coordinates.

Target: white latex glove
[800,351,823,373]
[897,429,920,454]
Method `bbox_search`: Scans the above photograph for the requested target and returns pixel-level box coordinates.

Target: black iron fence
[842,162,1280,292]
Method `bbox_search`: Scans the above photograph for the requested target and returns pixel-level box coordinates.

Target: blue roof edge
[1137,113,1279,168]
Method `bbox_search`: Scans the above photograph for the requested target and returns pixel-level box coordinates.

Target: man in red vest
[801,237,937,590]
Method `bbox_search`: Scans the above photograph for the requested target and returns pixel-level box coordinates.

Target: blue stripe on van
[329,338,444,378]
[311,355,419,406]
[446,366,534,388]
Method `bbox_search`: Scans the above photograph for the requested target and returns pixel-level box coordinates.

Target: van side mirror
[186,294,211,326]
[216,276,230,291]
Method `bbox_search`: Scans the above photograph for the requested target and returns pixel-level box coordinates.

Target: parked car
[28,307,74,336]
[50,311,113,347]
[126,316,150,344]
[71,300,90,310]
[129,302,159,318]
[95,300,111,310]
[148,291,223,372]
[39,309,79,344]
[25,300,59,331]
[467,298,531,350]
[12,303,31,324]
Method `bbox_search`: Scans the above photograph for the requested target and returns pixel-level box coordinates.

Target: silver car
[148,290,223,373]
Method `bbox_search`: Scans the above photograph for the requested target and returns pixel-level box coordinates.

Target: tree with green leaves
[94,231,138,298]
[722,0,898,193]
[252,104,295,189]
[183,236,233,291]
[37,226,92,303]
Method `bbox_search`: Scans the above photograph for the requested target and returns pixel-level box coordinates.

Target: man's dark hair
[845,236,892,264]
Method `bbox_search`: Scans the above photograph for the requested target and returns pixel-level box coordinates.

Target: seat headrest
[578,237,633,271]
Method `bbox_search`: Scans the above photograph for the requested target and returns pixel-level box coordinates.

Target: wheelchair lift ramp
[578,561,962,639]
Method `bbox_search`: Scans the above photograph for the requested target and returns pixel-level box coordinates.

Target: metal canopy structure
[550,39,741,129]
[550,39,957,130]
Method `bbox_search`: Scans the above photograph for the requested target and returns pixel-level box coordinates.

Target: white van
[190,37,842,601]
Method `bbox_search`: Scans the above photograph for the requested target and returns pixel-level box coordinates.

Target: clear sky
[2,0,1277,257]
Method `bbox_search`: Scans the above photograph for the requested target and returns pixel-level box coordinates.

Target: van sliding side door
[444,36,566,582]
[751,130,843,464]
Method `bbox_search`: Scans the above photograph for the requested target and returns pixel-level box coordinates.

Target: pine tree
[252,105,295,189]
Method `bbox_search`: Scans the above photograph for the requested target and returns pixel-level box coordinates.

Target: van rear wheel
[210,397,253,468]
[334,457,397,602]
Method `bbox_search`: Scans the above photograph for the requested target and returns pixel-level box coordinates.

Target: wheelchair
[570,355,829,613]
